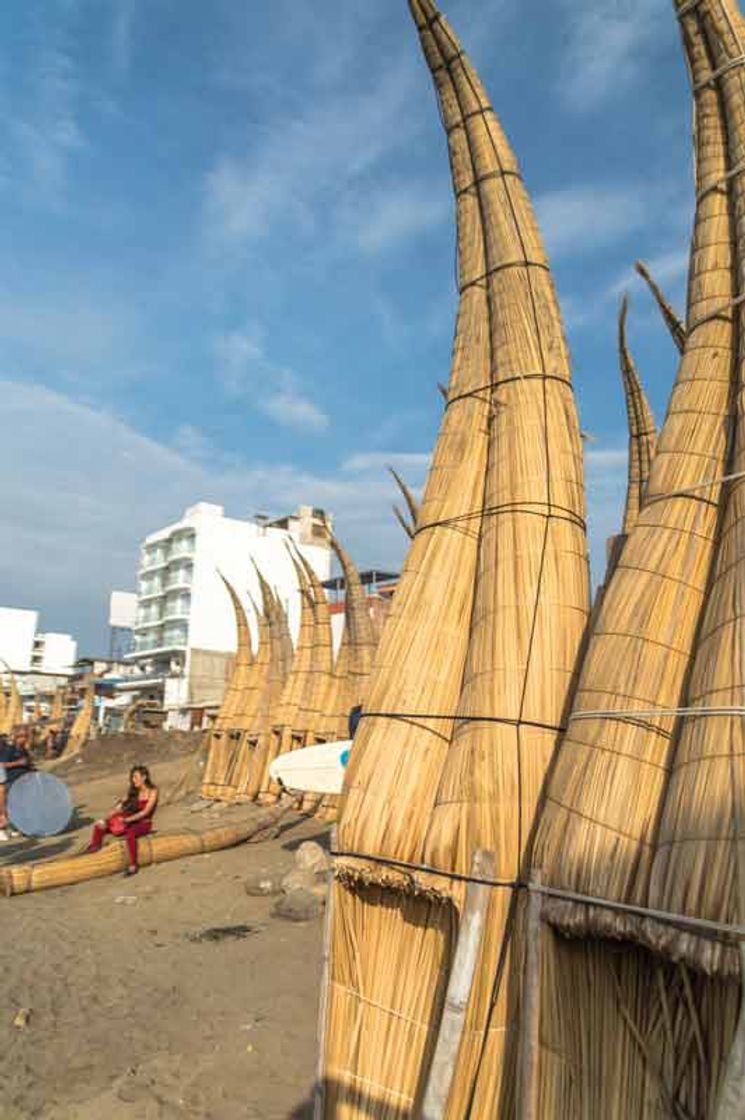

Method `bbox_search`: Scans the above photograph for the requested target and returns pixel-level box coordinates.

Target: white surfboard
[269,739,352,796]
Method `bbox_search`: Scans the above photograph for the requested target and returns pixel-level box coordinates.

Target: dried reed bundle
[0,805,292,897]
[215,575,254,730]
[49,687,65,725]
[331,535,376,711]
[0,664,23,735]
[201,582,272,800]
[635,260,687,354]
[619,297,658,536]
[248,553,316,803]
[62,680,95,758]
[295,549,337,743]
[393,504,415,539]
[531,0,737,943]
[0,685,6,731]
[322,1,588,1113]
[638,0,745,981]
[406,4,588,1111]
[200,575,255,799]
[524,10,742,1118]
[389,467,420,530]
[505,929,736,1120]
[228,570,287,800]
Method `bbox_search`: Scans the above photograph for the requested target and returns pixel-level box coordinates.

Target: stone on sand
[273,888,322,922]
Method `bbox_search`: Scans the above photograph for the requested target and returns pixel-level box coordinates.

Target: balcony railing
[164,570,192,590]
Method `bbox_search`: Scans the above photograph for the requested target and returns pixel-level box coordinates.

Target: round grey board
[7,772,73,837]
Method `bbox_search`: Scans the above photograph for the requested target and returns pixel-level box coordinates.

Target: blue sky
[0,0,691,651]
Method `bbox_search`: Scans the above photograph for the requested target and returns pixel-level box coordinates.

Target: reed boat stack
[200,536,382,812]
[318,0,590,1112]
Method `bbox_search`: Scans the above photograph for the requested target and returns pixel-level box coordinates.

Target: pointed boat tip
[618,293,630,331]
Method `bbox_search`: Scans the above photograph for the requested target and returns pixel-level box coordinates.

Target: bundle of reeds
[321,2,589,1113]
[0,804,293,897]
[222,569,284,801]
[62,680,95,759]
[200,576,255,798]
[331,535,376,712]
[635,259,687,354]
[247,552,316,803]
[215,575,255,730]
[618,298,657,537]
[531,0,736,945]
[295,549,337,744]
[0,663,23,735]
[390,468,420,539]
[201,584,272,801]
[521,5,742,1116]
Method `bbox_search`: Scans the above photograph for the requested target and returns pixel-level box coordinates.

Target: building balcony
[162,608,190,621]
[163,574,192,591]
[139,559,169,576]
[137,587,165,602]
[135,618,164,631]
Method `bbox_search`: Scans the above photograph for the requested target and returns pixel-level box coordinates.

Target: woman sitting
[86,765,159,876]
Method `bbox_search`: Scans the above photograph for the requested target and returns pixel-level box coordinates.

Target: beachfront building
[0,608,77,676]
[0,607,78,716]
[122,502,332,729]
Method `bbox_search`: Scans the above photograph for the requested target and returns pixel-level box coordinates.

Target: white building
[0,608,77,675]
[124,502,332,728]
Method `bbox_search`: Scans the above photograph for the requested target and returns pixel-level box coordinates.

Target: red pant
[88,818,152,867]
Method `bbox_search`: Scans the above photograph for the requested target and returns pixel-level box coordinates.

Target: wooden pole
[517,871,543,1120]
[314,827,336,1120]
[421,849,495,1120]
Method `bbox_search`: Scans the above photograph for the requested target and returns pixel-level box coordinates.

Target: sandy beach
[0,737,326,1120]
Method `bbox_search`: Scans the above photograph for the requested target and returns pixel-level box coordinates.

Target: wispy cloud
[342,451,430,474]
[203,58,419,248]
[343,178,449,254]
[607,247,688,301]
[9,15,85,201]
[0,379,408,644]
[215,326,329,434]
[536,184,653,258]
[558,0,667,110]
[0,285,145,384]
[110,0,136,77]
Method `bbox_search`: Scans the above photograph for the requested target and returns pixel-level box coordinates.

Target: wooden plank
[314,827,336,1120]
[421,849,495,1120]
[517,872,543,1120]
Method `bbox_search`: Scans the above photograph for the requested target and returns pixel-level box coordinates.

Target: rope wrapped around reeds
[321,1,589,1114]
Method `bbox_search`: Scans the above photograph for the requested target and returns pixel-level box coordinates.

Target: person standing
[0,726,34,841]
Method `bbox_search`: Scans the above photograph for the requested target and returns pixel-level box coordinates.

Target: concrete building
[0,607,78,717]
[0,608,77,675]
[124,502,332,728]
